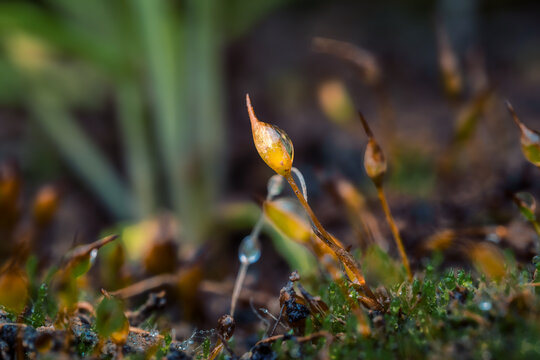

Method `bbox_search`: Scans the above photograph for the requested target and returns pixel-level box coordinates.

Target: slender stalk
[376,186,412,281]
[291,167,308,200]
[230,262,248,317]
[229,212,265,315]
[285,174,381,309]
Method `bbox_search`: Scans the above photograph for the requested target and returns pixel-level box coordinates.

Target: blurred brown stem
[255,330,332,346]
[376,186,412,281]
[111,274,177,299]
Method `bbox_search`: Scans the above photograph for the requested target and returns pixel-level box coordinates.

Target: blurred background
[2,0,540,326]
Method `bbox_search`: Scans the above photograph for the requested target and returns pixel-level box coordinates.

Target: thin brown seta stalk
[376,186,412,281]
[358,112,412,281]
[285,174,381,310]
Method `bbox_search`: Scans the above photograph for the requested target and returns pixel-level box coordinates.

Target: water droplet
[478,301,492,311]
[89,249,98,265]
[515,192,536,211]
[267,175,284,199]
[272,125,294,159]
[238,235,261,264]
[486,232,500,243]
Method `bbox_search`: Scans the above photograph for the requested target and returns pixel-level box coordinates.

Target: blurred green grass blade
[0,59,24,103]
[29,91,135,219]
[45,0,117,37]
[132,0,189,234]
[116,79,156,218]
[0,3,121,74]
[224,0,293,40]
[187,0,225,239]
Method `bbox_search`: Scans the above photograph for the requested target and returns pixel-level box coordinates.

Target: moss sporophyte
[247,95,294,176]
[507,101,540,168]
[359,112,412,281]
[246,94,382,310]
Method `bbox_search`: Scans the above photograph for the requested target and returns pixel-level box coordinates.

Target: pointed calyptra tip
[506,101,523,129]
[358,112,374,138]
[246,93,258,128]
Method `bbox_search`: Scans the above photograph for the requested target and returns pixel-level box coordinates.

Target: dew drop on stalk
[478,301,492,311]
[273,125,294,159]
[267,174,284,200]
[89,249,98,266]
[486,232,500,243]
[238,235,261,264]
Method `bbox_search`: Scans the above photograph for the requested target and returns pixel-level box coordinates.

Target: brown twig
[312,37,380,86]
[255,330,333,347]
[313,37,396,148]
[110,274,178,299]
[62,234,118,271]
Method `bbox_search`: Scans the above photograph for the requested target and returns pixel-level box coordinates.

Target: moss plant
[358,112,413,281]
[247,94,382,310]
